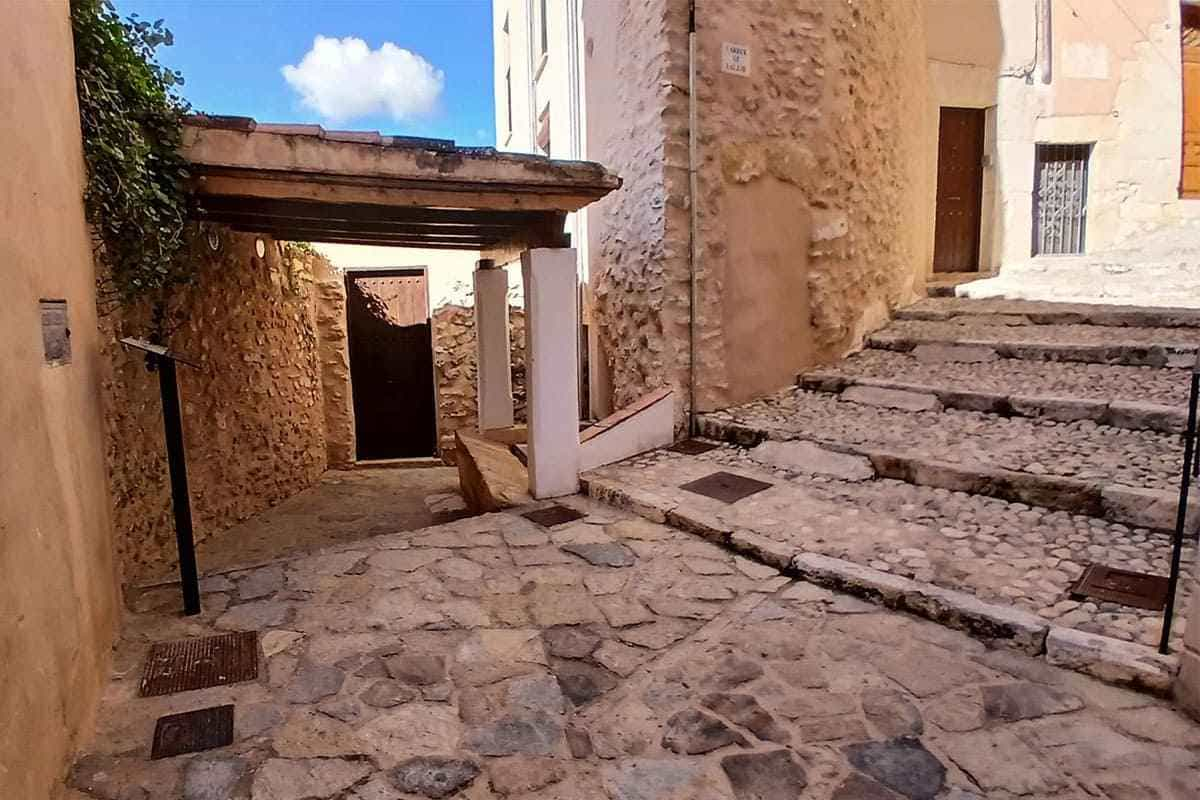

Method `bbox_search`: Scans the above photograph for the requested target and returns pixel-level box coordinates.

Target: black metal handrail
[1159,349,1200,654]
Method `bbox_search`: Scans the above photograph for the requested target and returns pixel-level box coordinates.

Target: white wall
[314,243,523,308]
[927,0,1200,273]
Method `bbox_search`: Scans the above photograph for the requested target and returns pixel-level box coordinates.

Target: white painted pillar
[474,259,515,431]
[521,248,580,498]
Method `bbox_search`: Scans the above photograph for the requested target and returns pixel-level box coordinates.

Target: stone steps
[899,297,1200,329]
[696,388,1192,533]
[868,318,1198,368]
[798,350,1187,434]
[582,447,1185,692]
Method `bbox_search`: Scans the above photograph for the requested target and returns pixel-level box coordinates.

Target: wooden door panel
[933,107,986,273]
[346,270,437,460]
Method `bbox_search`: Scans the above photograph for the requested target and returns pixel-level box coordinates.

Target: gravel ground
[605,444,1194,649]
[821,349,1190,407]
[705,388,1183,491]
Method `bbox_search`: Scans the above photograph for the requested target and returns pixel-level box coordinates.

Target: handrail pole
[1159,353,1200,653]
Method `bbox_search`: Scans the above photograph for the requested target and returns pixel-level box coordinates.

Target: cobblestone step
[798,350,1187,434]
[868,318,1198,368]
[583,446,1186,693]
[696,388,1194,533]
[898,296,1200,329]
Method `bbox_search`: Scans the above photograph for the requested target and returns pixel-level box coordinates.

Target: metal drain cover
[680,471,772,504]
[151,704,234,759]
[1068,564,1169,611]
[522,504,586,528]
[668,439,720,455]
[140,631,259,697]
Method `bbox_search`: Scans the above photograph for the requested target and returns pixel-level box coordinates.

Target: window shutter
[1183,7,1200,197]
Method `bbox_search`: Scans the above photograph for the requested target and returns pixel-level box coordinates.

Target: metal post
[157,355,201,616]
[1159,360,1200,653]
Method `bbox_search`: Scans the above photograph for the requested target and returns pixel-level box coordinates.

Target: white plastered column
[521,248,580,498]
[473,259,514,431]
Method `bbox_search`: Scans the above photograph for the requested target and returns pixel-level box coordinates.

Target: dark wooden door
[933,107,986,272]
[346,269,437,460]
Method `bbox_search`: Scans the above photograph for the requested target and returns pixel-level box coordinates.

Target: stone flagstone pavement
[66,497,1200,800]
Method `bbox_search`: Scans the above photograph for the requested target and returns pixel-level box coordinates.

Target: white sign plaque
[721,42,750,76]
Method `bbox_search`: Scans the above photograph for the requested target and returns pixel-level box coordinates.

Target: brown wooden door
[346,269,437,460]
[933,107,986,272]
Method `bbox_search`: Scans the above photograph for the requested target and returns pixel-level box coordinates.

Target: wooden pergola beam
[193,195,550,228]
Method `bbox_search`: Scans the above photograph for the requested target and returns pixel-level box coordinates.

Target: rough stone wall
[585,0,928,421]
[694,0,929,409]
[313,259,355,468]
[433,303,527,450]
[584,0,693,430]
[100,233,328,583]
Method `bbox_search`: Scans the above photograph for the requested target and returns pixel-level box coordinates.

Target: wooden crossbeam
[192,195,549,227]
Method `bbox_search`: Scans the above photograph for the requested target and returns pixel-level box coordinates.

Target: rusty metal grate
[680,471,773,504]
[151,705,234,759]
[1068,564,1169,611]
[668,439,720,455]
[522,504,586,528]
[140,631,259,697]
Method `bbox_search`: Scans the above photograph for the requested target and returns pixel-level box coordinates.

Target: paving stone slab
[720,749,808,800]
[66,491,1200,800]
[1045,627,1177,693]
[748,439,875,481]
[843,738,945,800]
[841,385,943,412]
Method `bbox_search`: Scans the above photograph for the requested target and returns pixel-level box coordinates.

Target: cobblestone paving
[878,319,1200,349]
[899,297,1200,325]
[819,350,1189,408]
[595,446,1193,649]
[66,500,1200,800]
[706,388,1181,491]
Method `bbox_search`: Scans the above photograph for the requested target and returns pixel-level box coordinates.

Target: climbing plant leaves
[71,0,194,312]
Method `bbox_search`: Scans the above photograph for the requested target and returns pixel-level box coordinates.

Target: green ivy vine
[71,0,194,314]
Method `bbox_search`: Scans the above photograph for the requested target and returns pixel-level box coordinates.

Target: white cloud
[282,35,444,123]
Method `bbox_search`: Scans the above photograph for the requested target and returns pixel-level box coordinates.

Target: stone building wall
[584,0,929,420]
[100,233,328,583]
[433,303,527,451]
[584,0,693,429]
[313,258,355,468]
[692,0,929,409]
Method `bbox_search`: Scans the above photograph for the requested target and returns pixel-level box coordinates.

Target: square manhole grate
[680,471,773,504]
[151,705,234,760]
[667,439,720,455]
[522,504,587,528]
[140,631,259,698]
[1068,564,1169,611]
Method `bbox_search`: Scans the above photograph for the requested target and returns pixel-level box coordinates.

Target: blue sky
[114,0,496,146]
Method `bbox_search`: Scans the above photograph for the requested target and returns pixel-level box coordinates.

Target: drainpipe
[687,0,699,435]
[1038,0,1052,84]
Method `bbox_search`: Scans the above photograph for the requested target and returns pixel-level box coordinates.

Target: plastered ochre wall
[0,2,121,797]
[100,233,328,584]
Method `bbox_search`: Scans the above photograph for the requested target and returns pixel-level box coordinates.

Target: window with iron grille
[1033,143,1091,256]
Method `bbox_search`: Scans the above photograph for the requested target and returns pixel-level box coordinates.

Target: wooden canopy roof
[180,115,622,255]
